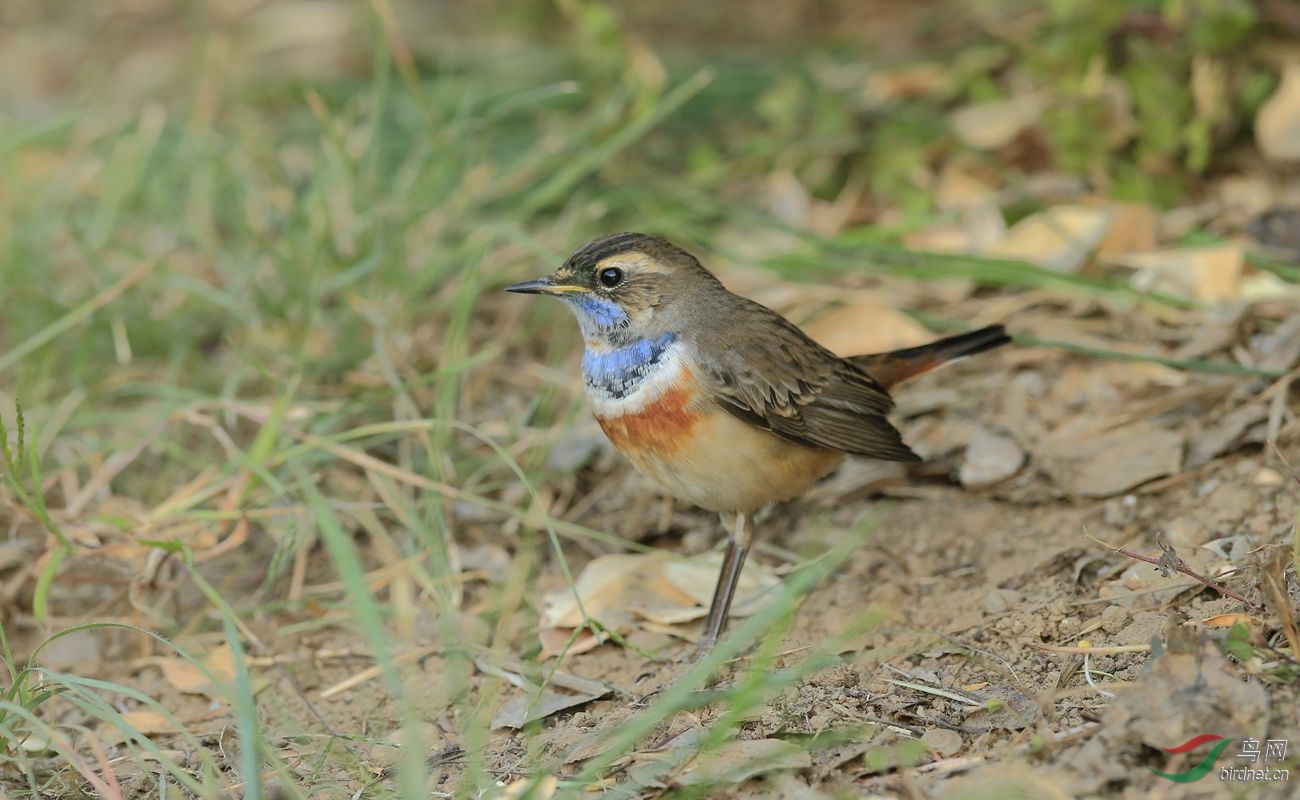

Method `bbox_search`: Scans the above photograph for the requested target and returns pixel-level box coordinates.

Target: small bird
[507,233,1009,652]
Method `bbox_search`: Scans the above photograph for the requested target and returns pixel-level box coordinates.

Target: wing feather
[692,298,920,462]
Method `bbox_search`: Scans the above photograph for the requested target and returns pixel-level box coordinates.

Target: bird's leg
[696,512,754,653]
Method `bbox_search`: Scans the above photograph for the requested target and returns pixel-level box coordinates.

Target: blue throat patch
[562,294,628,338]
[582,332,677,399]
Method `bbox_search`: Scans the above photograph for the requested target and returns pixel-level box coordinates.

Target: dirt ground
[18,278,1298,799]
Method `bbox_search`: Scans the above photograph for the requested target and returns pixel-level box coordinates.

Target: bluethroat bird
[507,233,1009,653]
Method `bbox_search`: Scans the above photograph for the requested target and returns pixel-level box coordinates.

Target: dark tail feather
[849,325,1010,389]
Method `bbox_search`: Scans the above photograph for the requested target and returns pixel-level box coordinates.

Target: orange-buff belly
[593,365,843,513]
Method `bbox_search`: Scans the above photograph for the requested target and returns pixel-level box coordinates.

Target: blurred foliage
[0,0,1291,401]
[1026,0,1270,200]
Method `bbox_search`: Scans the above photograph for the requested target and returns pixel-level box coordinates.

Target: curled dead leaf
[990,205,1114,274]
[803,298,934,357]
[539,552,781,657]
[1257,65,1300,162]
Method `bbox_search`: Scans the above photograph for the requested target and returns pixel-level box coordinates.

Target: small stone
[1253,467,1285,487]
[1163,515,1213,548]
[921,728,964,757]
[984,588,1023,615]
[1100,605,1129,634]
[1058,616,1082,638]
[960,428,1025,489]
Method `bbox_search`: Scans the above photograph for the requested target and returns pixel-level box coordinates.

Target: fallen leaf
[1201,613,1266,629]
[933,163,1000,211]
[155,658,218,696]
[1256,64,1300,162]
[675,739,812,786]
[658,556,781,621]
[1121,245,1244,301]
[492,688,610,730]
[17,731,74,755]
[1094,201,1158,257]
[803,298,935,357]
[1186,403,1270,468]
[538,553,781,656]
[950,95,1044,151]
[1241,270,1300,302]
[990,205,1114,274]
[120,709,181,736]
[1039,422,1184,498]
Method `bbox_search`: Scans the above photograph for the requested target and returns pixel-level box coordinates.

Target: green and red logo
[1149,734,1235,783]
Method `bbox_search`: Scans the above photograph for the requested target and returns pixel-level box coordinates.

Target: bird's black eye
[598,267,623,288]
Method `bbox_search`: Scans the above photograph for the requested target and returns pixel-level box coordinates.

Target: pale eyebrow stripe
[596,251,668,273]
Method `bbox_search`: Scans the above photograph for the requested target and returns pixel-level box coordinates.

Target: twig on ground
[1086,533,1263,610]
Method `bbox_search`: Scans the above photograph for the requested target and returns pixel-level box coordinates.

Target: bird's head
[505,233,720,346]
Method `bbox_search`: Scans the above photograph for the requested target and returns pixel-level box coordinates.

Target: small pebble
[960,428,1026,489]
[921,728,964,757]
[1254,467,1285,487]
[1100,605,1129,634]
[984,588,1023,615]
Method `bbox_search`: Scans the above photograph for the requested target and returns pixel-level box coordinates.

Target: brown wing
[692,298,921,462]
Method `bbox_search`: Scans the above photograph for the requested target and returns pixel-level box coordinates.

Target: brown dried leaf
[674,739,812,786]
[155,658,217,696]
[990,205,1114,274]
[492,687,610,730]
[1121,245,1244,301]
[538,553,781,656]
[803,298,935,357]
[1187,404,1270,468]
[1201,613,1267,629]
[1256,64,1300,162]
[950,95,1044,151]
[1094,202,1158,257]
[120,709,181,736]
[1039,422,1184,498]
[657,557,780,622]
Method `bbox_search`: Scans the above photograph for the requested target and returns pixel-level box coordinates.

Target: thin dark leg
[696,513,753,653]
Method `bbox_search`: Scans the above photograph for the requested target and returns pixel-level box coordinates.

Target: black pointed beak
[504,276,588,296]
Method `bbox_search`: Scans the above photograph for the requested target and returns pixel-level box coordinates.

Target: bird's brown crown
[545,233,720,312]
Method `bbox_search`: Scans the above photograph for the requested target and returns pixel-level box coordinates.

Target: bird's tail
[850,325,1011,390]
